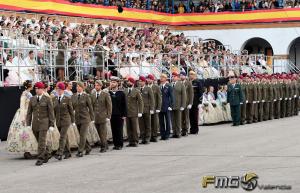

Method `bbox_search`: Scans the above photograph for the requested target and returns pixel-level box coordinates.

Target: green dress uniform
[124,87,144,146]
[286,83,292,117]
[255,83,263,122]
[280,82,287,118]
[262,83,269,121]
[294,80,299,115]
[240,82,247,124]
[270,82,277,120]
[138,86,155,144]
[246,83,255,123]
[276,82,283,119]
[182,79,194,135]
[149,84,162,141]
[227,83,244,126]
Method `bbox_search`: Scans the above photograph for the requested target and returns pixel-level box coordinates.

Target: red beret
[172,72,179,77]
[139,76,146,82]
[147,74,155,80]
[239,75,243,79]
[34,82,45,89]
[57,82,65,90]
[127,77,135,84]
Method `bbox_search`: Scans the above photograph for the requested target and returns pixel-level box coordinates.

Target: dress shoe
[76,152,83,157]
[54,154,63,161]
[100,148,106,153]
[35,160,43,166]
[85,149,92,155]
[113,146,122,150]
[24,152,33,159]
[126,144,138,147]
[181,132,188,137]
[160,137,166,140]
[150,138,158,142]
[64,153,72,159]
[171,135,180,138]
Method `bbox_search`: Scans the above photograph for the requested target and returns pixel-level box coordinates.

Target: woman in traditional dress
[222,85,232,121]
[207,86,223,123]
[217,85,230,122]
[6,80,38,158]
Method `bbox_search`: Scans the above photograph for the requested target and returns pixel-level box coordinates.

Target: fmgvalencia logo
[240,173,258,191]
[202,172,292,191]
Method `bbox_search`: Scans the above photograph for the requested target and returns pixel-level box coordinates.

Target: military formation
[25,71,204,166]
[238,73,300,125]
[24,71,300,166]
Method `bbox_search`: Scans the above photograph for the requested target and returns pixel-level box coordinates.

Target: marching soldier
[138,76,154,144]
[227,75,244,126]
[287,78,293,117]
[109,76,127,150]
[240,75,247,125]
[124,77,144,147]
[26,82,55,166]
[262,76,269,121]
[72,82,94,157]
[246,76,256,124]
[159,73,174,140]
[53,82,75,160]
[280,77,287,118]
[180,71,194,136]
[147,74,162,142]
[189,71,203,134]
[171,72,186,138]
[91,80,112,153]
[256,77,263,122]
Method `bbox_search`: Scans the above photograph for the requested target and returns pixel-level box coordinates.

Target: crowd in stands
[0,14,271,85]
[69,0,300,14]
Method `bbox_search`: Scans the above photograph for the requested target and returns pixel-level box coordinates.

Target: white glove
[106,118,110,122]
[187,104,192,109]
[294,95,297,98]
[262,100,265,103]
[246,100,248,103]
[91,121,95,124]
[240,102,243,105]
[138,113,143,117]
[49,127,55,131]
[180,107,184,111]
[285,98,288,100]
[289,98,292,100]
[280,98,282,100]
[72,123,76,126]
[253,101,256,104]
[257,101,260,103]
[197,104,201,109]
[168,107,172,111]
[150,110,154,115]
[156,110,160,113]
[274,99,277,102]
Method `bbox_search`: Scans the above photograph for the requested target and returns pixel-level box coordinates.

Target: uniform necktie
[140,88,143,92]
[128,88,131,94]
[58,97,61,104]
[37,96,40,102]
[97,93,99,99]
[78,94,80,100]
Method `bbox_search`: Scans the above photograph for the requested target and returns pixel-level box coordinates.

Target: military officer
[159,73,174,140]
[227,74,244,126]
[273,76,282,119]
[171,72,186,138]
[180,71,194,136]
[286,78,293,117]
[280,77,287,118]
[72,82,94,157]
[270,76,278,120]
[256,77,264,122]
[292,77,299,116]
[53,82,75,160]
[189,71,203,134]
[262,76,269,121]
[147,74,162,142]
[138,76,154,144]
[91,80,112,153]
[109,76,127,150]
[124,77,144,147]
[246,76,256,124]
[26,82,55,166]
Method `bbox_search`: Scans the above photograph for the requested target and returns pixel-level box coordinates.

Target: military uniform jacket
[262,83,268,102]
[138,86,155,114]
[183,80,194,107]
[227,83,244,106]
[241,83,247,103]
[246,83,256,103]
[267,83,274,102]
[160,83,174,112]
[26,95,55,131]
[278,83,284,100]
[256,83,263,103]
[72,93,94,125]
[53,95,75,128]
[91,91,112,124]
[150,84,162,111]
[272,83,279,101]
[172,81,187,110]
[124,88,144,117]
